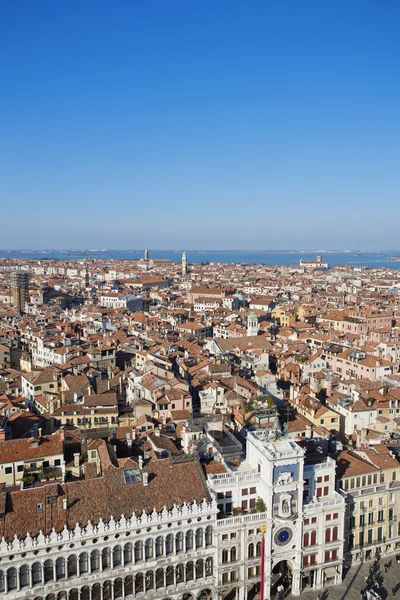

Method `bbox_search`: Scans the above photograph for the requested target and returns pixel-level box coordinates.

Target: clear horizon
[2,2,400,248]
[1,248,400,254]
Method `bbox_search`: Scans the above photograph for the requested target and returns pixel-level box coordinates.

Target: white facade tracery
[0,431,346,600]
[0,500,218,600]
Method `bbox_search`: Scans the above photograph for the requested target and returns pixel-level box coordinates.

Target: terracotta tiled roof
[0,458,210,541]
[0,431,64,464]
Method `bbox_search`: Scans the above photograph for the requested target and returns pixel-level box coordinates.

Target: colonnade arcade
[0,556,214,595]
[26,581,214,600]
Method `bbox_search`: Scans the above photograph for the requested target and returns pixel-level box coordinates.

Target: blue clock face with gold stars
[274,527,292,546]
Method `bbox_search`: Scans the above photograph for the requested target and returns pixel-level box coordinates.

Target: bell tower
[247,311,258,336]
[182,251,188,277]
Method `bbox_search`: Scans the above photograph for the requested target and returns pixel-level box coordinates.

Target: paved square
[287,559,400,600]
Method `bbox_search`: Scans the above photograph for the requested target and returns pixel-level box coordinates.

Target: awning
[325,567,338,578]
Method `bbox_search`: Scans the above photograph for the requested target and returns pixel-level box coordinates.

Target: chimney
[126,433,132,448]
[142,472,149,486]
[38,427,42,438]
[88,386,91,395]
[73,453,80,468]
[138,456,143,470]
[63,498,67,510]
[81,437,88,458]
[162,416,167,426]
[155,429,160,437]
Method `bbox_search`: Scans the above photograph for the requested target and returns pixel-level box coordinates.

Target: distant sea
[1,250,400,270]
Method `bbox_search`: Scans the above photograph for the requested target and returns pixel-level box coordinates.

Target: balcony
[23,465,62,487]
[216,511,268,528]
[304,495,344,513]
[350,537,386,551]
[208,470,260,488]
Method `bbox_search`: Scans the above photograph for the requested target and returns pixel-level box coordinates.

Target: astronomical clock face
[274,527,293,547]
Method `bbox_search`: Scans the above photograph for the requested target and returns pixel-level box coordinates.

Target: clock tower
[246,426,305,598]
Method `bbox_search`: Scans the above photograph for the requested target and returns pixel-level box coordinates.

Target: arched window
[166,533,173,555]
[68,555,77,578]
[155,536,163,557]
[256,542,262,556]
[186,530,193,551]
[230,547,237,562]
[69,590,79,600]
[32,562,42,585]
[135,573,144,594]
[58,592,68,600]
[113,545,122,568]
[90,551,100,573]
[325,528,331,543]
[311,530,317,545]
[303,532,309,547]
[46,594,56,600]
[196,559,204,579]
[7,568,17,591]
[134,541,143,563]
[124,543,132,565]
[332,527,338,541]
[176,531,184,553]
[145,539,153,560]
[0,571,4,594]
[156,568,164,589]
[81,587,90,600]
[145,571,154,590]
[176,564,184,584]
[222,549,229,564]
[102,548,111,570]
[195,528,203,549]
[79,553,89,575]
[125,576,133,597]
[166,565,174,586]
[44,559,54,582]
[248,543,254,558]
[20,565,30,588]
[205,557,213,577]
[186,561,194,581]
[205,526,213,547]
[56,557,65,580]
[114,579,123,599]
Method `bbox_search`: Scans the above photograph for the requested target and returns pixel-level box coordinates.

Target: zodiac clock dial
[274,527,293,546]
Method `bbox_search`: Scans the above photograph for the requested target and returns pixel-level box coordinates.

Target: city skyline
[2,1,400,249]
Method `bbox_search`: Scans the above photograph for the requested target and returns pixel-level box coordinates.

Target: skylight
[123,468,142,484]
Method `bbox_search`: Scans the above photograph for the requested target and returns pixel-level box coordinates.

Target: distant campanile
[181,251,188,277]
[11,270,29,313]
[144,248,149,261]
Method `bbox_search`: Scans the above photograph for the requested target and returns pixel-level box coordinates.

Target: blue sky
[1,1,400,249]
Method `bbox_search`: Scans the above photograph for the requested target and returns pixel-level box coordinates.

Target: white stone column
[292,569,302,596]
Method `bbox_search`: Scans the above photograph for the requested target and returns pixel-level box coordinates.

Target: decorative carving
[0,499,216,558]
[276,472,293,485]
